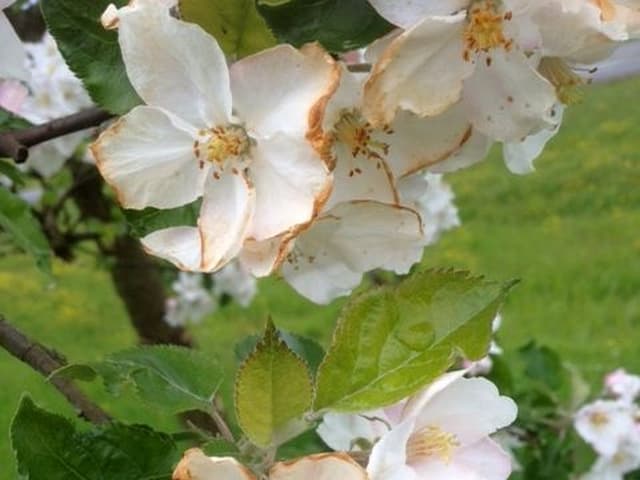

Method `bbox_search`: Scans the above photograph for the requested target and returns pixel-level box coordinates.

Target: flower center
[589,411,610,427]
[538,57,584,105]
[331,110,392,176]
[193,125,250,178]
[406,426,460,464]
[463,0,513,62]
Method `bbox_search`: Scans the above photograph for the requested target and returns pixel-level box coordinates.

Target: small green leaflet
[124,200,201,237]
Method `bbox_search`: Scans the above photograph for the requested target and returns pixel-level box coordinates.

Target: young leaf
[235,320,313,448]
[124,200,201,237]
[314,270,517,412]
[0,187,51,274]
[179,0,276,58]
[256,0,394,53]
[40,0,141,114]
[11,396,179,480]
[54,345,224,413]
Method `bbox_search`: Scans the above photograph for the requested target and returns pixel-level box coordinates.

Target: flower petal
[363,13,472,127]
[239,235,295,278]
[248,133,331,241]
[367,0,469,28]
[461,50,557,142]
[317,411,390,452]
[141,227,203,271]
[231,43,340,149]
[92,106,207,210]
[413,377,518,446]
[368,418,419,480]
[453,438,514,480]
[117,3,231,126]
[281,201,424,304]
[270,453,368,480]
[0,12,29,82]
[428,128,493,174]
[173,449,256,480]
[199,172,256,272]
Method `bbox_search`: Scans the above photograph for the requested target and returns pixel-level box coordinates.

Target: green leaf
[0,107,31,133]
[235,331,325,375]
[0,187,51,273]
[235,320,313,448]
[180,0,277,58]
[55,345,224,413]
[314,270,517,412]
[124,200,201,237]
[40,0,141,114]
[256,0,394,53]
[0,160,27,187]
[201,438,240,457]
[11,396,179,480]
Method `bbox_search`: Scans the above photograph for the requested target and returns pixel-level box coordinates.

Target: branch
[0,315,111,425]
[0,107,115,163]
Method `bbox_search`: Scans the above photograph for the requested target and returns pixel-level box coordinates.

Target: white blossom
[164,272,216,327]
[605,369,640,404]
[575,400,638,457]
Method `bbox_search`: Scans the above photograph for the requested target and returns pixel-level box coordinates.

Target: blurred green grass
[0,77,639,477]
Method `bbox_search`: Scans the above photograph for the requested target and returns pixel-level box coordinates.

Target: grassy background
[0,77,639,477]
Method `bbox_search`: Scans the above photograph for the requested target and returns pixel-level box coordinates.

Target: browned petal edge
[172,449,256,480]
[399,124,473,178]
[379,158,400,205]
[301,42,343,169]
[349,199,425,236]
[269,452,369,479]
[90,116,130,209]
[592,0,617,21]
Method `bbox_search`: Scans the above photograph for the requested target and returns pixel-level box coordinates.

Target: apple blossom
[0,0,28,82]
[172,449,368,480]
[581,439,640,480]
[574,399,638,457]
[164,272,216,327]
[92,1,337,273]
[605,369,640,404]
[0,79,27,114]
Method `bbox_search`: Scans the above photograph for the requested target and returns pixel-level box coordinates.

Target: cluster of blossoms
[89,0,639,305]
[173,371,518,480]
[164,262,257,327]
[575,369,640,479]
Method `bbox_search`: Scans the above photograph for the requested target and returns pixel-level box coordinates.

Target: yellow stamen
[589,411,610,427]
[538,57,584,105]
[463,0,513,62]
[193,125,250,175]
[406,426,460,464]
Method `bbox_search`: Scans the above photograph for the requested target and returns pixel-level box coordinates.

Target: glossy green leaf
[235,320,313,448]
[180,0,276,58]
[256,0,394,53]
[41,0,141,114]
[314,270,517,412]
[55,345,223,413]
[124,200,201,237]
[0,187,51,273]
[11,396,179,480]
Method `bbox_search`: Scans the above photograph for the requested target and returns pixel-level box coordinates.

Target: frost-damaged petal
[462,50,557,142]
[142,227,203,271]
[248,133,331,241]
[281,201,424,304]
[363,13,471,127]
[239,235,295,278]
[270,453,368,480]
[117,4,231,126]
[199,172,256,272]
[231,43,340,150]
[386,106,473,178]
[368,0,470,28]
[413,377,518,447]
[173,449,256,480]
[92,106,207,210]
[0,12,29,82]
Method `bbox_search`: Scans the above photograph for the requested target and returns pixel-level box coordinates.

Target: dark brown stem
[0,107,114,163]
[0,315,111,425]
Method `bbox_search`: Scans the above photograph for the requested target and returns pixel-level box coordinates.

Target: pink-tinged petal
[117,4,231,126]
[461,50,557,142]
[386,105,473,178]
[0,80,27,114]
[141,227,203,271]
[368,419,419,480]
[92,106,207,210]
[248,134,332,241]
[270,453,368,480]
[413,377,518,446]
[173,449,256,480]
[0,12,29,82]
[453,438,513,480]
[281,201,424,304]
[230,43,340,152]
[363,13,472,127]
[428,128,492,174]
[367,0,470,28]
[199,172,255,272]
